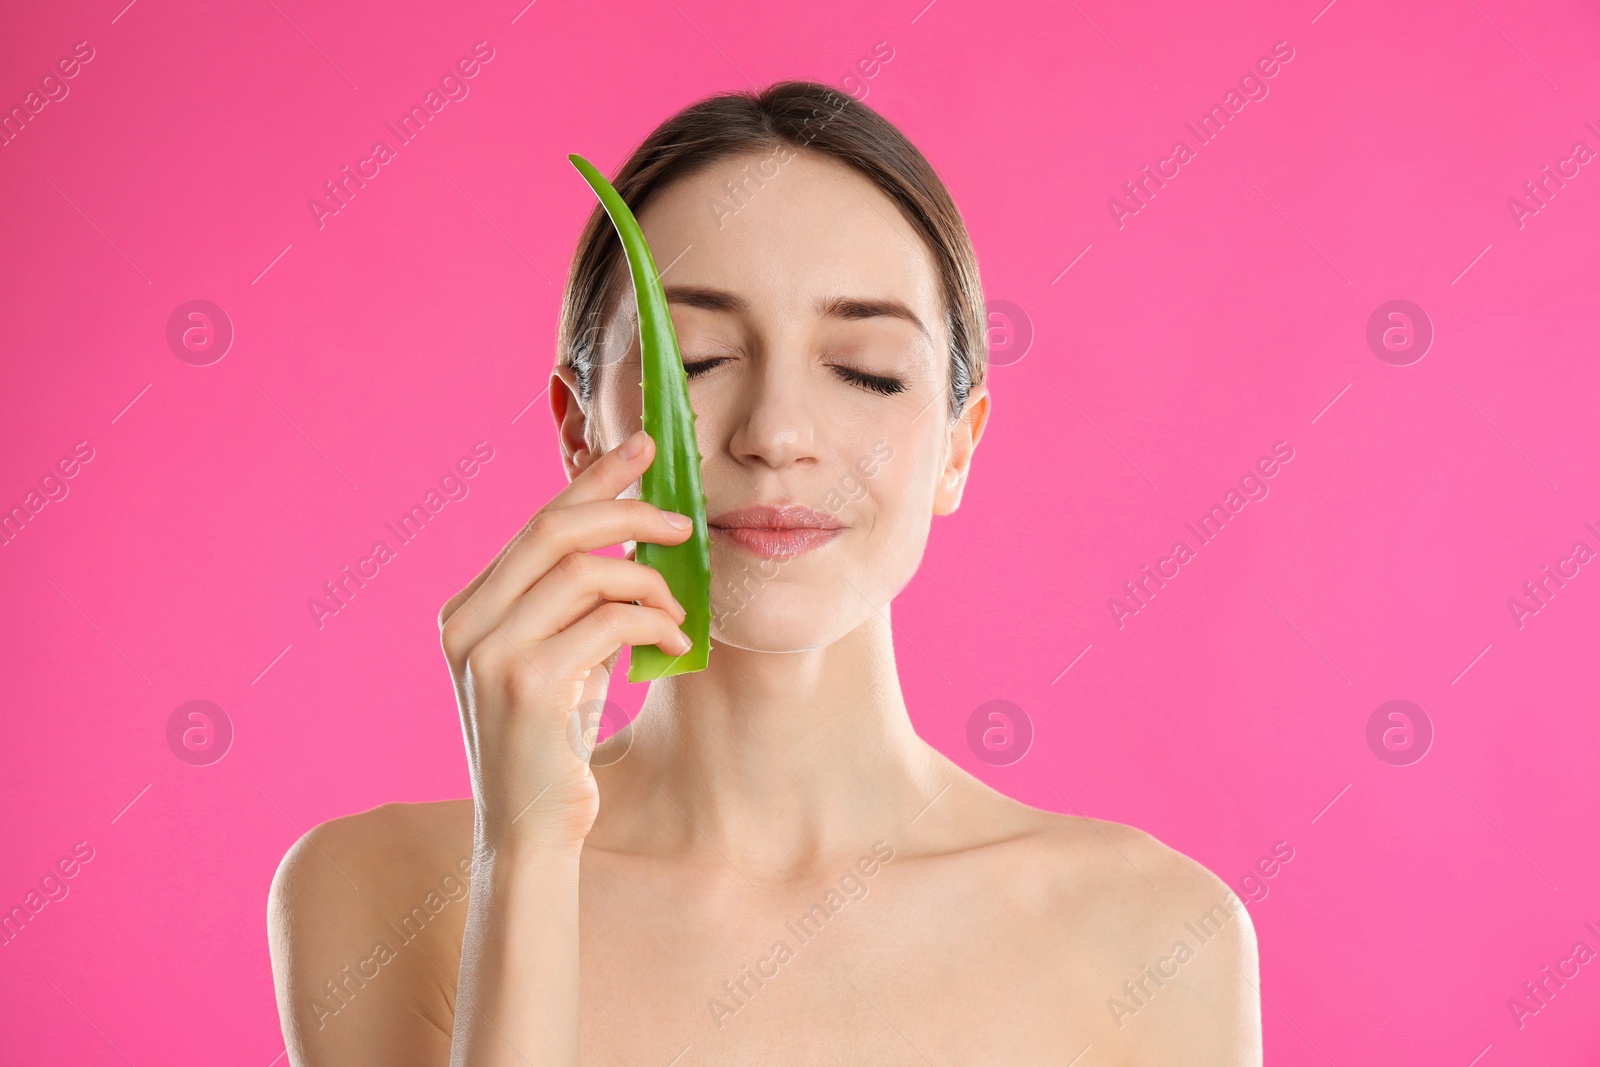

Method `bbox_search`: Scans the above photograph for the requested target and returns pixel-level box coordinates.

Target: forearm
[450,841,583,1067]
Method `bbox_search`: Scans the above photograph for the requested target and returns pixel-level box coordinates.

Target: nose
[723,341,822,471]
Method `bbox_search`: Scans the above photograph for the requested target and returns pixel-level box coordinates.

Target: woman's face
[556,147,988,653]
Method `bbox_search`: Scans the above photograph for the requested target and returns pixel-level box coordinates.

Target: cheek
[595,363,645,442]
[857,422,940,531]
[858,448,936,561]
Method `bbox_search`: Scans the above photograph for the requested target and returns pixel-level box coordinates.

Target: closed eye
[681,357,730,381]
[833,366,906,396]
[681,357,907,397]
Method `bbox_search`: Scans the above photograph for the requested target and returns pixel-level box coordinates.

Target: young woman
[268,81,1262,1066]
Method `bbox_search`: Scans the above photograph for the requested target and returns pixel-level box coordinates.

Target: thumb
[577,645,621,728]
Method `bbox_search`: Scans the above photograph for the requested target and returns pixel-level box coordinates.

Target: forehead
[630,148,945,331]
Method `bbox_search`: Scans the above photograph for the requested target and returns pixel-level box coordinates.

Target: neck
[595,610,943,877]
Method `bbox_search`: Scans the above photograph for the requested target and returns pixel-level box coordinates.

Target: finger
[440,530,529,633]
[442,498,692,657]
[536,601,692,679]
[552,428,657,509]
[438,430,663,633]
[497,553,686,648]
[466,497,693,628]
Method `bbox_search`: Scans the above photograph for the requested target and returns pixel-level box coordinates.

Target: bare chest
[569,861,1123,1066]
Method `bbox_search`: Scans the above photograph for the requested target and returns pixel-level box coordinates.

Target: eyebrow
[663,285,929,338]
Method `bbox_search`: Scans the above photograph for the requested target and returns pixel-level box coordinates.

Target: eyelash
[681,358,907,396]
[842,369,908,397]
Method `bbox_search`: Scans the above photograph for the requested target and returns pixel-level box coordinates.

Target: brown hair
[556,80,987,425]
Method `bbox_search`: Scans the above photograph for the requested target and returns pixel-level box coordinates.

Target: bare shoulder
[1014,806,1258,948]
[925,769,1261,1066]
[267,799,475,1067]
[1012,805,1262,1065]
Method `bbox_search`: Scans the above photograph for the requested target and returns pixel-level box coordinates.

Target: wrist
[473,829,586,871]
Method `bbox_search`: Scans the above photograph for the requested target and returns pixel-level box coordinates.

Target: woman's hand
[437,429,694,853]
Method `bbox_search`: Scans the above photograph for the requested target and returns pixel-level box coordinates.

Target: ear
[552,364,596,481]
[933,383,990,516]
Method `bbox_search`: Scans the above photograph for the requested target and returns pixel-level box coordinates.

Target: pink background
[3,0,1598,1062]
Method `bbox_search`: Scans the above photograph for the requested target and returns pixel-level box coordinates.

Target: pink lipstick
[706,504,844,559]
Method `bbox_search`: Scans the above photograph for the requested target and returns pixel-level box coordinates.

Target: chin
[708,580,864,653]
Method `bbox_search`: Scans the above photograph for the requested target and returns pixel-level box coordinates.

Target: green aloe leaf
[568,152,711,680]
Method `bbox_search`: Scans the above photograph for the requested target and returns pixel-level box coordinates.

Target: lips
[707,504,844,559]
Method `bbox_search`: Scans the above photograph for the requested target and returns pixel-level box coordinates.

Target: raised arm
[438,428,693,1067]
[267,429,693,1067]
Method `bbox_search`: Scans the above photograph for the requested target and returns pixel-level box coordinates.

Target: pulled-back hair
[556,80,986,425]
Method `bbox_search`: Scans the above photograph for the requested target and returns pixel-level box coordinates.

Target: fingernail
[621,431,646,459]
[664,511,692,529]
[672,631,693,654]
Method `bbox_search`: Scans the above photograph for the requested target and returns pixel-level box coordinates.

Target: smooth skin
[268,148,1262,1066]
